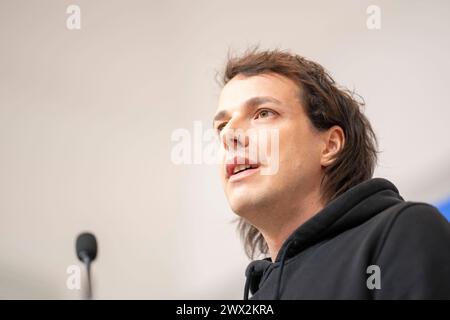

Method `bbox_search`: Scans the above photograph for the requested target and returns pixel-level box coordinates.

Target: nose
[220,121,249,151]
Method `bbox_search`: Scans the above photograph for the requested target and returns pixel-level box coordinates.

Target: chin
[227,190,265,217]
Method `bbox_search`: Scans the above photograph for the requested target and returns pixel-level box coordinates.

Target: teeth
[233,164,252,174]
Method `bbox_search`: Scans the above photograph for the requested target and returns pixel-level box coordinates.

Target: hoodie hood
[244,177,404,299]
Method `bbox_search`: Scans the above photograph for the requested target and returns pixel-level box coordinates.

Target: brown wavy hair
[220,48,378,259]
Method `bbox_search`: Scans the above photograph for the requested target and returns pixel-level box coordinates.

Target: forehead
[217,73,300,111]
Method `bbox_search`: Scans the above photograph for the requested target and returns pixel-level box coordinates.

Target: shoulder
[371,202,450,298]
[374,201,450,260]
[383,201,449,234]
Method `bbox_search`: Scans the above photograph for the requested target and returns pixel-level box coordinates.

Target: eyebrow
[212,96,282,127]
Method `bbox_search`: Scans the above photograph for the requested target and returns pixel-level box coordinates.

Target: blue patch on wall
[436,198,450,221]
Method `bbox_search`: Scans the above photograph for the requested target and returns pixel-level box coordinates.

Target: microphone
[75,232,97,300]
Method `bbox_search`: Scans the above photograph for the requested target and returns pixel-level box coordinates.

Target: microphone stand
[79,251,93,300]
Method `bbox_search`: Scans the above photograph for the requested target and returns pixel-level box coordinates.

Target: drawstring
[243,240,296,300]
[243,269,252,300]
[274,239,295,300]
[243,260,271,300]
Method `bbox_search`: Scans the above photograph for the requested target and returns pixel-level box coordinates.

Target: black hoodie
[243,178,450,300]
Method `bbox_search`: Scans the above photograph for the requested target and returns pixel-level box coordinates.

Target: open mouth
[231,164,259,175]
[226,157,260,180]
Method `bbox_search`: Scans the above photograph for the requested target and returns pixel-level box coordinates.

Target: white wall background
[0,0,449,299]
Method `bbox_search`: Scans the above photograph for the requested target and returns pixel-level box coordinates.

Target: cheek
[251,129,278,168]
[278,127,323,172]
[218,148,228,185]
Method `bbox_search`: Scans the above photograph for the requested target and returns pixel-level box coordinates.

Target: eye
[255,109,275,119]
[216,122,227,133]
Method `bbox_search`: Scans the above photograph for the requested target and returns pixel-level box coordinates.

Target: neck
[257,188,325,262]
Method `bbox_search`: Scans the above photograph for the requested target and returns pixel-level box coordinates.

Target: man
[213,48,450,299]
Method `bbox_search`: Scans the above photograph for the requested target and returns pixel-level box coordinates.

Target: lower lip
[228,167,260,182]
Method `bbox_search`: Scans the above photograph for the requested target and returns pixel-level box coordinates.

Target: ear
[320,125,345,167]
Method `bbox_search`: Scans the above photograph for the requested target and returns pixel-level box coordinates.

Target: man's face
[214,73,325,220]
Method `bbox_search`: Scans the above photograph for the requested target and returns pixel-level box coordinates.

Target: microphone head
[76,232,97,262]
